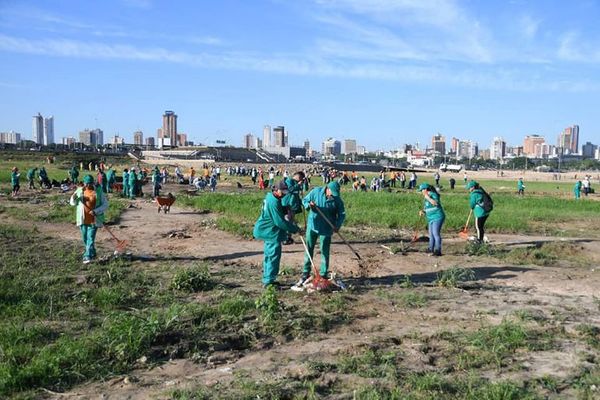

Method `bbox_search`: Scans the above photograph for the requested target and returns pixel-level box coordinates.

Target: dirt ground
[3,177,600,399]
[2,173,600,399]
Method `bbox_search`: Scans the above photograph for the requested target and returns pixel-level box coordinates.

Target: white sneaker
[83,258,91,264]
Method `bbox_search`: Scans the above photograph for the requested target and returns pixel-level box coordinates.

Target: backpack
[480,189,494,213]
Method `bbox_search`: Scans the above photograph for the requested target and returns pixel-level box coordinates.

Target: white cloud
[0,33,597,92]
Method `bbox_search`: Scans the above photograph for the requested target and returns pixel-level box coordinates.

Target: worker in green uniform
[69,175,109,264]
[517,177,525,196]
[27,167,38,189]
[128,167,138,199]
[418,183,445,256]
[152,166,161,198]
[574,180,582,199]
[253,180,300,288]
[281,171,306,245]
[11,167,20,197]
[122,168,130,197]
[106,167,115,193]
[467,180,493,243]
[69,165,79,184]
[295,181,346,286]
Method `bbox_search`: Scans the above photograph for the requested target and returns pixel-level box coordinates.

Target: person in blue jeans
[418,183,445,256]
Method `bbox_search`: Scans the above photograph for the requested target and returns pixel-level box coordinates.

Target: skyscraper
[78,129,103,146]
[490,137,506,160]
[273,126,285,147]
[431,134,446,155]
[43,116,54,145]
[263,125,271,147]
[557,125,579,154]
[162,111,177,146]
[523,135,545,156]
[450,137,460,154]
[133,131,144,145]
[343,139,357,154]
[32,113,44,144]
[322,138,341,156]
[244,133,256,149]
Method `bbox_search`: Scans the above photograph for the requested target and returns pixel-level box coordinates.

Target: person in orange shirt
[189,167,196,186]
[70,175,109,264]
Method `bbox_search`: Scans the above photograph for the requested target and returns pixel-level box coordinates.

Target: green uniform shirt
[253,192,299,242]
[423,191,445,222]
[27,169,36,180]
[517,180,524,190]
[11,171,20,186]
[303,186,346,236]
[281,177,303,214]
[574,182,582,193]
[469,188,490,218]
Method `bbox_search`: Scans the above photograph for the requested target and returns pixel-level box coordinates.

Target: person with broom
[70,175,109,264]
[418,183,445,256]
[467,180,492,244]
[282,171,307,245]
[253,180,301,288]
[11,167,21,197]
[294,181,346,287]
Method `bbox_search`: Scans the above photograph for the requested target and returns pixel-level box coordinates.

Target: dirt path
[35,199,598,399]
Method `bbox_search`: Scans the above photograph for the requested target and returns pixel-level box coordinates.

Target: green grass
[179,186,600,239]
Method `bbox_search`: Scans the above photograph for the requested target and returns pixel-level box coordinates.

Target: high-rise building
[582,142,597,159]
[431,134,446,155]
[33,113,44,144]
[273,126,285,147]
[110,135,125,146]
[62,137,76,146]
[490,137,506,160]
[534,143,555,158]
[263,125,271,147]
[177,133,187,146]
[322,138,341,156]
[523,135,545,156]
[450,137,460,154]
[558,125,579,154]
[457,140,478,159]
[133,131,143,145]
[244,133,256,149]
[0,131,21,144]
[43,116,54,145]
[162,111,178,146]
[145,137,155,148]
[343,139,357,154]
[78,129,103,146]
[304,139,310,151]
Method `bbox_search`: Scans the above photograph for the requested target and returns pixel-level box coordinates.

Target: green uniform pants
[302,230,331,277]
[80,224,98,260]
[122,183,129,197]
[262,240,282,285]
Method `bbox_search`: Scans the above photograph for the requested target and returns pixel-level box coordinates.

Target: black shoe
[282,238,294,245]
[433,250,442,257]
[425,248,433,254]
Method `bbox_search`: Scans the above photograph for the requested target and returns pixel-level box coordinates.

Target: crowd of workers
[5,161,596,286]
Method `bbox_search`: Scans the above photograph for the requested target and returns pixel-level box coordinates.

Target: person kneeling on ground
[70,175,109,264]
[253,180,300,288]
[418,183,445,256]
[295,181,346,287]
[467,180,493,244]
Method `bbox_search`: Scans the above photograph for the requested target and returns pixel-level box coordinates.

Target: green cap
[418,183,430,191]
[83,175,94,184]
[466,180,478,189]
[327,181,341,197]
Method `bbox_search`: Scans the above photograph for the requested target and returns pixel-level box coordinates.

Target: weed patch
[435,267,476,287]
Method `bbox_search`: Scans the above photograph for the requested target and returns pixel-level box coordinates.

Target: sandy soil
[19,190,592,399]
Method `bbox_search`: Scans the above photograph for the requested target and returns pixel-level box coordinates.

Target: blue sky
[0,0,599,150]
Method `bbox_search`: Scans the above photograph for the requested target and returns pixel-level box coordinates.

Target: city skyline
[2,1,600,148]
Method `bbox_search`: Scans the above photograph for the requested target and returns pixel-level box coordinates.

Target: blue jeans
[428,218,444,253]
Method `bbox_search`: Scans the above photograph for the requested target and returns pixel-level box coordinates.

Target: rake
[458,209,473,239]
[299,236,331,291]
[82,201,128,252]
[312,205,362,261]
